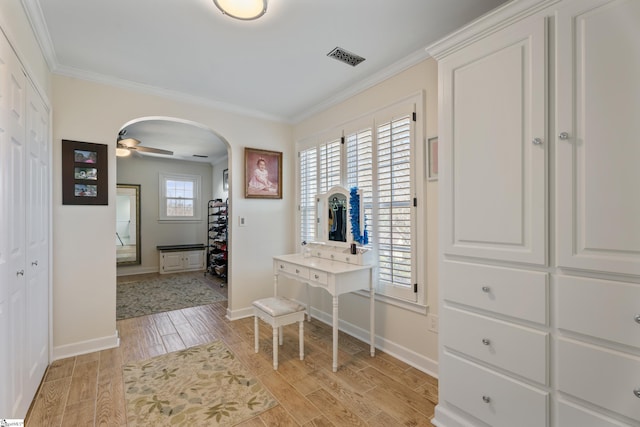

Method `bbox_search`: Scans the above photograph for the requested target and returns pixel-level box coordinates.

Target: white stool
[253,296,306,370]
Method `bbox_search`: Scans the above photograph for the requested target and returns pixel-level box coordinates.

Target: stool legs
[272,326,279,370]
[254,316,259,353]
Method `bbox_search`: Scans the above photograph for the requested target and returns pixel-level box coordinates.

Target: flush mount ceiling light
[213,0,267,20]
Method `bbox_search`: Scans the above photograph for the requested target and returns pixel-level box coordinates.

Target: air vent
[327,47,365,67]
[193,154,208,158]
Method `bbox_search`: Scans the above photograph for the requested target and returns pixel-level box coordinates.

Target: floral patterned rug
[123,341,278,426]
[116,274,227,320]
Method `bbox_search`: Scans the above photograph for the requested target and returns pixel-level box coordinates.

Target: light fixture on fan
[213,0,267,20]
[116,146,131,157]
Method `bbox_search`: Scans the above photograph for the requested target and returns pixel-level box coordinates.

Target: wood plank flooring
[26,274,438,426]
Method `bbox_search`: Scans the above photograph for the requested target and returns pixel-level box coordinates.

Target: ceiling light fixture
[116,147,131,157]
[213,0,267,20]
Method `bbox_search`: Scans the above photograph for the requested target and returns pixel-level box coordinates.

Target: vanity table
[273,247,374,372]
[273,185,375,372]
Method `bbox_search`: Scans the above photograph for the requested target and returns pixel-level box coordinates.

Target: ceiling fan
[116,129,173,157]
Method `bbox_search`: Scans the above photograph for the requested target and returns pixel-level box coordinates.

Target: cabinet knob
[482,338,491,346]
[280,264,284,269]
[559,132,570,140]
[314,274,319,279]
[532,137,543,145]
[481,286,491,293]
[634,314,640,324]
[295,269,300,274]
[634,388,640,398]
[482,395,491,403]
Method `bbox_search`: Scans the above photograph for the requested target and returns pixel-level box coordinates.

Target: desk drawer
[558,338,640,422]
[443,261,547,324]
[441,351,548,427]
[309,269,328,285]
[443,306,548,384]
[275,261,310,280]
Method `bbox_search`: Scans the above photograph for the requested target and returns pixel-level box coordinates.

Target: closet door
[439,14,547,265]
[24,81,49,409]
[556,0,640,275]
[0,33,28,416]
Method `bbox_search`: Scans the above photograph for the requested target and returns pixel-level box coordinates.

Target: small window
[159,172,201,221]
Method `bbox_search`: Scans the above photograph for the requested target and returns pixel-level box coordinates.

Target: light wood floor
[26,274,438,426]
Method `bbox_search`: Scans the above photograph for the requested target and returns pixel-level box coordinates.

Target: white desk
[273,252,375,372]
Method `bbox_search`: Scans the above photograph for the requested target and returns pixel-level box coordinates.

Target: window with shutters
[298,95,424,304]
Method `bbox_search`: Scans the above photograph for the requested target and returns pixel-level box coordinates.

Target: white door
[161,252,185,272]
[24,81,49,410]
[0,33,28,417]
[439,15,547,265]
[556,0,640,275]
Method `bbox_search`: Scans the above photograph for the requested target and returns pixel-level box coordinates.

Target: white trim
[52,331,120,361]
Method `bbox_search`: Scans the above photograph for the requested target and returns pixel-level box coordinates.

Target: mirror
[316,185,362,247]
[116,184,141,265]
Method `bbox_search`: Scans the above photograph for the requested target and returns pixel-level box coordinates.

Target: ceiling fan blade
[132,145,174,155]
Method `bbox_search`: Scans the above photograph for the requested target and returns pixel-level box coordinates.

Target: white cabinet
[429,0,640,426]
[0,31,50,418]
[159,248,206,274]
[438,13,547,266]
[555,0,640,276]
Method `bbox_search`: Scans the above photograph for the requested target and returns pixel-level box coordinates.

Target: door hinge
[414,283,418,293]
[341,136,345,145]
[412,112,417,122]
[413,197,417,207]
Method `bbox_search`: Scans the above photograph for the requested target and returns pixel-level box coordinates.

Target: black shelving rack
[206,199,227,286]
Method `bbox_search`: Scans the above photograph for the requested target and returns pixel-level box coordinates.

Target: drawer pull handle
[482,395,491,403]
[314,274,319,279]
[481,286,490,293]
[482,338,491,346]
[635,314,640,324]
[16,270,24,277]
[634,388,640,398]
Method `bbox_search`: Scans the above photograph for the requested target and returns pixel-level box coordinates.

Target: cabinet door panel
[556,0,640,275]
[440,15,547,265]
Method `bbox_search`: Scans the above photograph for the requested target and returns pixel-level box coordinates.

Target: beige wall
[292,59,440,374]
[51,75,294,358]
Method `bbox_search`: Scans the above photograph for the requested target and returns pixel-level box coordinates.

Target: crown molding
[20,0,57,71]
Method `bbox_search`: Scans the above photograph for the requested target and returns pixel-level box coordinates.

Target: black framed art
[62,139,109,205]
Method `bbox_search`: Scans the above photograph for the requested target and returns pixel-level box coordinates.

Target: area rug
[123,341,278,426]
[116,275,226,320]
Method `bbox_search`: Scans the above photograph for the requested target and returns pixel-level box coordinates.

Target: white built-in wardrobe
[428,0,640,425]
[0,30,51,418]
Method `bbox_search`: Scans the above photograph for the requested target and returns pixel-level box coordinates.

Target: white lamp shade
[116,147,131,157]
[213,0,267,20]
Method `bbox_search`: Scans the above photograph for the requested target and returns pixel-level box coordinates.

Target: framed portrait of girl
[244,147,282,199]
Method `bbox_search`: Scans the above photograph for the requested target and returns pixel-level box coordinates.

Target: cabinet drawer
[558,338,640,421]
[443,261,548,324]
[441,351,548,427]
[275,261,310,280]
[558,400,631,427]
[309,269,328,285]
[443,306,548,384]
[557,275,640,349]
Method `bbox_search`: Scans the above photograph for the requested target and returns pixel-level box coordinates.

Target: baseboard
[52,330,120,361]
[432,404,480,427]
[226,301,439,377]
[116,266,159,276]
[308,306,439,378]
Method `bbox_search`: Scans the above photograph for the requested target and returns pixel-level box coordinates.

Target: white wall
[292,59,440,374]
[116,156,213,275]
[51,75,294,359]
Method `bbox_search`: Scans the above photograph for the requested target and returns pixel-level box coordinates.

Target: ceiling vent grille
[327,47,365,67]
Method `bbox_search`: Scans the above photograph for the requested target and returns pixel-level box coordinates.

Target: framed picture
[223,168,229,191]
[428,136,438,181]
[244,147,282,199]
[62,139,108,205]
